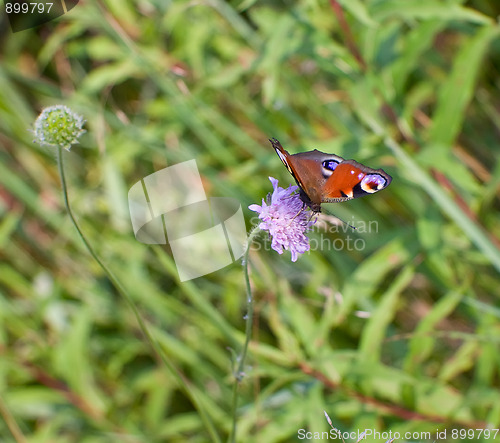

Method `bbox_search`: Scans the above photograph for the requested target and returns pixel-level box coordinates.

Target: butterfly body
[270,138,392,213]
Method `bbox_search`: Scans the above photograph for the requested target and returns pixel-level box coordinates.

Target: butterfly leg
[307,211,319,225]
[287,205,305,225]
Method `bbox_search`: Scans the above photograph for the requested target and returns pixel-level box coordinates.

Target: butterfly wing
[269,138,392,210]
[270,138,343,212]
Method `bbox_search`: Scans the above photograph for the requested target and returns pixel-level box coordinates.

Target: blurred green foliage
[1,0,500,441]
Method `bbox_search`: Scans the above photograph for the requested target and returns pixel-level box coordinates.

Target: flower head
[249,177,315,262]
[33,105,86,151]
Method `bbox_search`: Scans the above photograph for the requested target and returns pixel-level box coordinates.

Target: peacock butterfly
[270,138,392,213]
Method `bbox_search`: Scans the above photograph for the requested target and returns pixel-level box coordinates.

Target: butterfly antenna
[329,213,357,231]
[341,217,357,231]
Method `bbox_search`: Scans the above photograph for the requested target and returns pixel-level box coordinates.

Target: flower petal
[249,177,314,262]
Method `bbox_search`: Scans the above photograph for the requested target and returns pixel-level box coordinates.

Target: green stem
[228,226,262,443]
[0,395,27,443]
[56,146,221,443]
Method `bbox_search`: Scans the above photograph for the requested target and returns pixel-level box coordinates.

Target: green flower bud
[33,105,86,151]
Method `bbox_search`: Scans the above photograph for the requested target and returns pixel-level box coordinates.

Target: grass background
[1,0,500,441]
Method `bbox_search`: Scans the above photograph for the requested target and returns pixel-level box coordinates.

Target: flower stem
[229,226,261,443]
[56,146,220,443]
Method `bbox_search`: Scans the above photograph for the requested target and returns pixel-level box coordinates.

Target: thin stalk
[229,226,261,443]
[0,395,26,443]
[56,146,221,443]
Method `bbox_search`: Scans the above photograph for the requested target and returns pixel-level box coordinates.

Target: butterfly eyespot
[322,160,339,171]
[361,174,387,193]
[321,159,339,178]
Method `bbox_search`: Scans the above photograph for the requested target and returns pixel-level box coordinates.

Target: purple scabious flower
[249,177,315,262]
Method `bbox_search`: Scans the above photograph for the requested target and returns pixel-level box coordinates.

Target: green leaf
[359,265,415,361]
[405,290,464,371]
[428,25,500,146]
[371,0,492,24]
